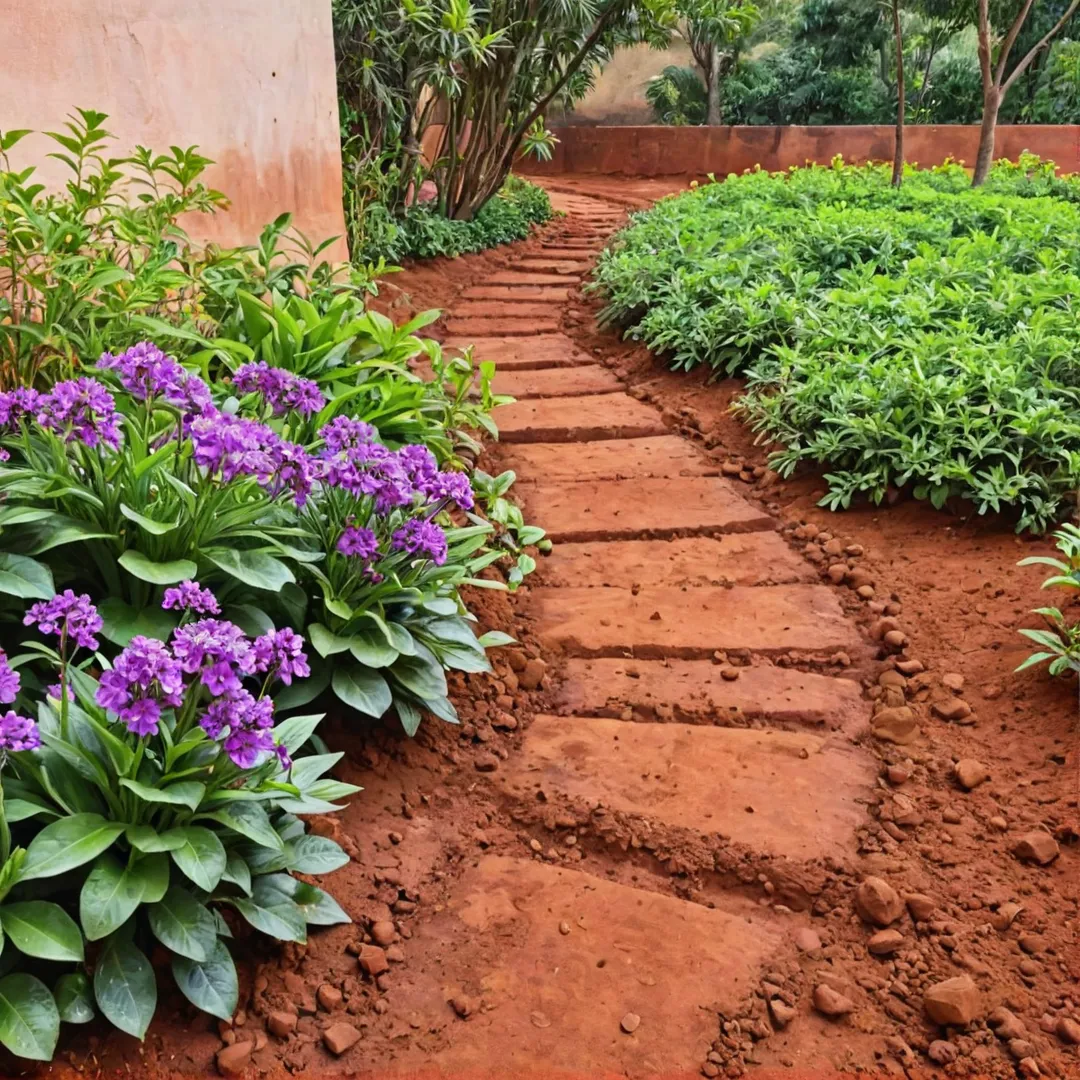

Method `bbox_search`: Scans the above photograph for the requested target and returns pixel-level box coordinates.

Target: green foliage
[647,66,709,124]
[1017,523,1080,674]
[592,156,1080,532]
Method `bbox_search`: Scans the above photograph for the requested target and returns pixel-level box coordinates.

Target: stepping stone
[491,365,622,399]
[530,584,861,657]
[513,259,592,275]
[399,857,781,1076]
[500,718,874,861]
[517,476,772,540]
[498,435,713,481]
[538,535,816,587]
[445,316,560,336]
[460,285,570,301]
[443,335,589,370]
[495,393,667,443]
[555,657,865,730]
[454,300,564,319]
[531,248,595,261]
[482,271,573,286]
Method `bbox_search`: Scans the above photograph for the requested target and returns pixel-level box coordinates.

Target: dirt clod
[812,984,855,1018]
[954,758,990,790]
[854,876,904,926]
[216,1042,253,1076]
[924,976,981,1026]
[322,1022,361,1056]
[1012,831,1060,865]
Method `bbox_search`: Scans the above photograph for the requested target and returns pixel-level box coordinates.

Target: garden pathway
[403,191,878,1076]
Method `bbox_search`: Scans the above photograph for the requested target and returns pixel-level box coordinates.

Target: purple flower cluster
[97,342,213,415]
[0,388,41,429]
[337,524,379,561]
[392,518,448,565]
[37,378,122,450]
[162,580,220,615]
[321,416,377,453]
[200,688,283,768]
[24,590,103,651]
[252,628,310,686]
[234,362,325,417]
[0,652,20,704]
[97,635,185,736]
[172,617,256,696]
[0,710,40,753]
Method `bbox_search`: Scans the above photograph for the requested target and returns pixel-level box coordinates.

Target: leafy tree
[646,64,709,122]
[677,0,760,122]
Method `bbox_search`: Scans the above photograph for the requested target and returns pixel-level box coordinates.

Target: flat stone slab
[495,394,668,443]
[460,285,571,300]
[501,718,874,861]
[498,435,713,481]
[517,477,773,540]
[491,365,622,399]
[531,584,861,657]
[513,258,593,275]
[454,300,565,319]
[481,271,575,286]
[538,535,816,587]
[556,657,866,729]
[398,857,781,1076]
[445,316,561,336]
[443,335,590,370]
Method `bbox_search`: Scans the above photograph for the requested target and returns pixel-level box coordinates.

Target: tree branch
[1001,0,1080,94]
[994,0,1038,86]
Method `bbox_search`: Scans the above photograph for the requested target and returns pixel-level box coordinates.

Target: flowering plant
[0,590,355,1059]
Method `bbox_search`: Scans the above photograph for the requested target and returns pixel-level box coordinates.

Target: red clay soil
[36,181,1078,1080]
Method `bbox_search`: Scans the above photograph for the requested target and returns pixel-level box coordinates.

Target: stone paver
[555,657,865,729]
[499,718,874,862]
[454,300,564,319]
[460,284,571,300]
[498,435,713,481]
[482,271,575,286]
[496,393,668,443]
[443,334,590,369]
[537,534,816,587]
[397,857,782,1076]
[445,316,561,336]
[517,477,773,540]
[513,258,595,275]
[531,584,861,657]
[491,365,623,399]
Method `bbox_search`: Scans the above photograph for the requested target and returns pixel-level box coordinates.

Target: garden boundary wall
[519,125,1080,176]
[1,0,347,257]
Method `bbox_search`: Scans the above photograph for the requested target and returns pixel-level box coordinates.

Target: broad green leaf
[332,665,392,718]
[170,827,227,891]
[476,630,516,648]
[287,834,350,875]
[221,850,252,895]
[0,973,60,1060]
[94,933,156,1039]
[230,894,307,943]
[308,623,352,658]
[0,554,54,600]
[80,853,145,941]
[54,972,95,1024]
[148,887,217,962]
[121,778,205,811]
[99,597,177,647]
[0,902,83,961]
[172,939,238,1020]
[272,712,325,754]
[118,549,197,585]
[127,825,187,853]
[346,624,398,668]
[262,873,351,926]
[206,549,294,591]
[119,503,180,535]
[21,813,125,881]
[135,851,171,903]
[199,801,283,851]
[391,643,447,700]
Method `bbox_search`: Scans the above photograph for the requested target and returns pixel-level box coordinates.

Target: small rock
[867,929,904,956]
[895,659,924,675]
[358,945,389,977]
[883,629,907,649]
[1012,831,1060,865]
[769,998,796,1028]
[856,584,876,600]
[793,927,821,952]
[1056,1017,1080,1045]
[620,1012,640,1034]
[720,666,740,681]
[905,893,936,921]
[1018,1058,1041,1078]
[933,698,973,722]
[924,976,981,1026]
[385,945,406,963]
[267,1011,297,1038]
[317,984,342,1011]
[1010,1039,1036,1060]
[989,815,1008,831]
[370,920,396,946]
[216,1042,253,1076]
[988,1007,1027,1041]
[812,984,855,1018]
[520,657,547,691]
[871,707,918,745]
[886,764,911,785]
[701,1064,720,1078]
[928,1040,958,1064]
[855,876,904,927]
[322,1022,361,1056]
[559,920,571,936]
[942,672,965,691]
[954,759,990,790]
[474,753,499,773]
[450,996,473,1019]
[1018,933,1044,955]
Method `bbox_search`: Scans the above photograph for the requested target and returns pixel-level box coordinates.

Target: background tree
[891,0,906,184]
[678,0,761,123]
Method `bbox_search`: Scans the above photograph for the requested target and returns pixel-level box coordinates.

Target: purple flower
[223,725,276,770]
[319,416,377,454]
[321,441,415,513]
[99,342,183,399]
[397,443,438,487]
[234,362,326,417]
[162,580,220,615]
[0,652,20,704]
[337,525,379,561]
[37,378,122,450]
[423,469,475,511]
[391,518,448,565]
[267,440,318,507]
[0,710,40,753]
[47,682,70,703]
[96,635,185,735]
[0,388,41,429]
[24,591,102,651]
[199,689,276,768]
[252,628,310,686]
[274,743,292,770]
[171,618,255,693]
[0,448,9,462]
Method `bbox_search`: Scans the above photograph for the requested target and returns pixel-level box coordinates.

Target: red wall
[520,125,1080,176]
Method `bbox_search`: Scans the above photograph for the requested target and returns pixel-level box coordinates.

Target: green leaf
[221,850,252,895]
[121,778,206,811]
[148,887,217,962]
[476,630,516,648]
[21,813,125,881]
[199,801,283,851]
[262,873,351,926]
[119,503,180,535]
[206,549,295,591]
[172,939,238,1021]
[54,972,95,1024]
[94,933,156,1039]
[272,712,325,754]
[136,851,170,903]
[332,665,392,718]
[127,825,187,854]
[345,625,398,668]
[230,894,307,943]
[22,516,117,554]
[170,827,227,891]
[308,623,352,658]
[287,834,350,875]
[391,643,447,700]
[80,853,145,941]
[118,549,198,585]
[0,973,60,1060]
[99,597,177,647]
[0,902,84,961]
[0,554,54,600]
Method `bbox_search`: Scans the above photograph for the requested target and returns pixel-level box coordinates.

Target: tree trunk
[972,88,1000,186]
[706,44,722,125]
[892,0,905,187]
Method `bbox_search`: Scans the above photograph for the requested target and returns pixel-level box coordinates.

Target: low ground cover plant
[592,156,1080,532]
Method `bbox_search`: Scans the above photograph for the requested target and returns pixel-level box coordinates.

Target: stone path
[403,189,878,1076]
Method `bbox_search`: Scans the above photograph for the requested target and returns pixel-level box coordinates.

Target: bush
[591,156,1080,532]
[646,66,708,125]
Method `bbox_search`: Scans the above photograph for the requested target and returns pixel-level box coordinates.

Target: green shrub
[591,156,1080,532]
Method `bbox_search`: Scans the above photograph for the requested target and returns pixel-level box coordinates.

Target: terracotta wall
[522,125,1080,176]
[0,0,347,257]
